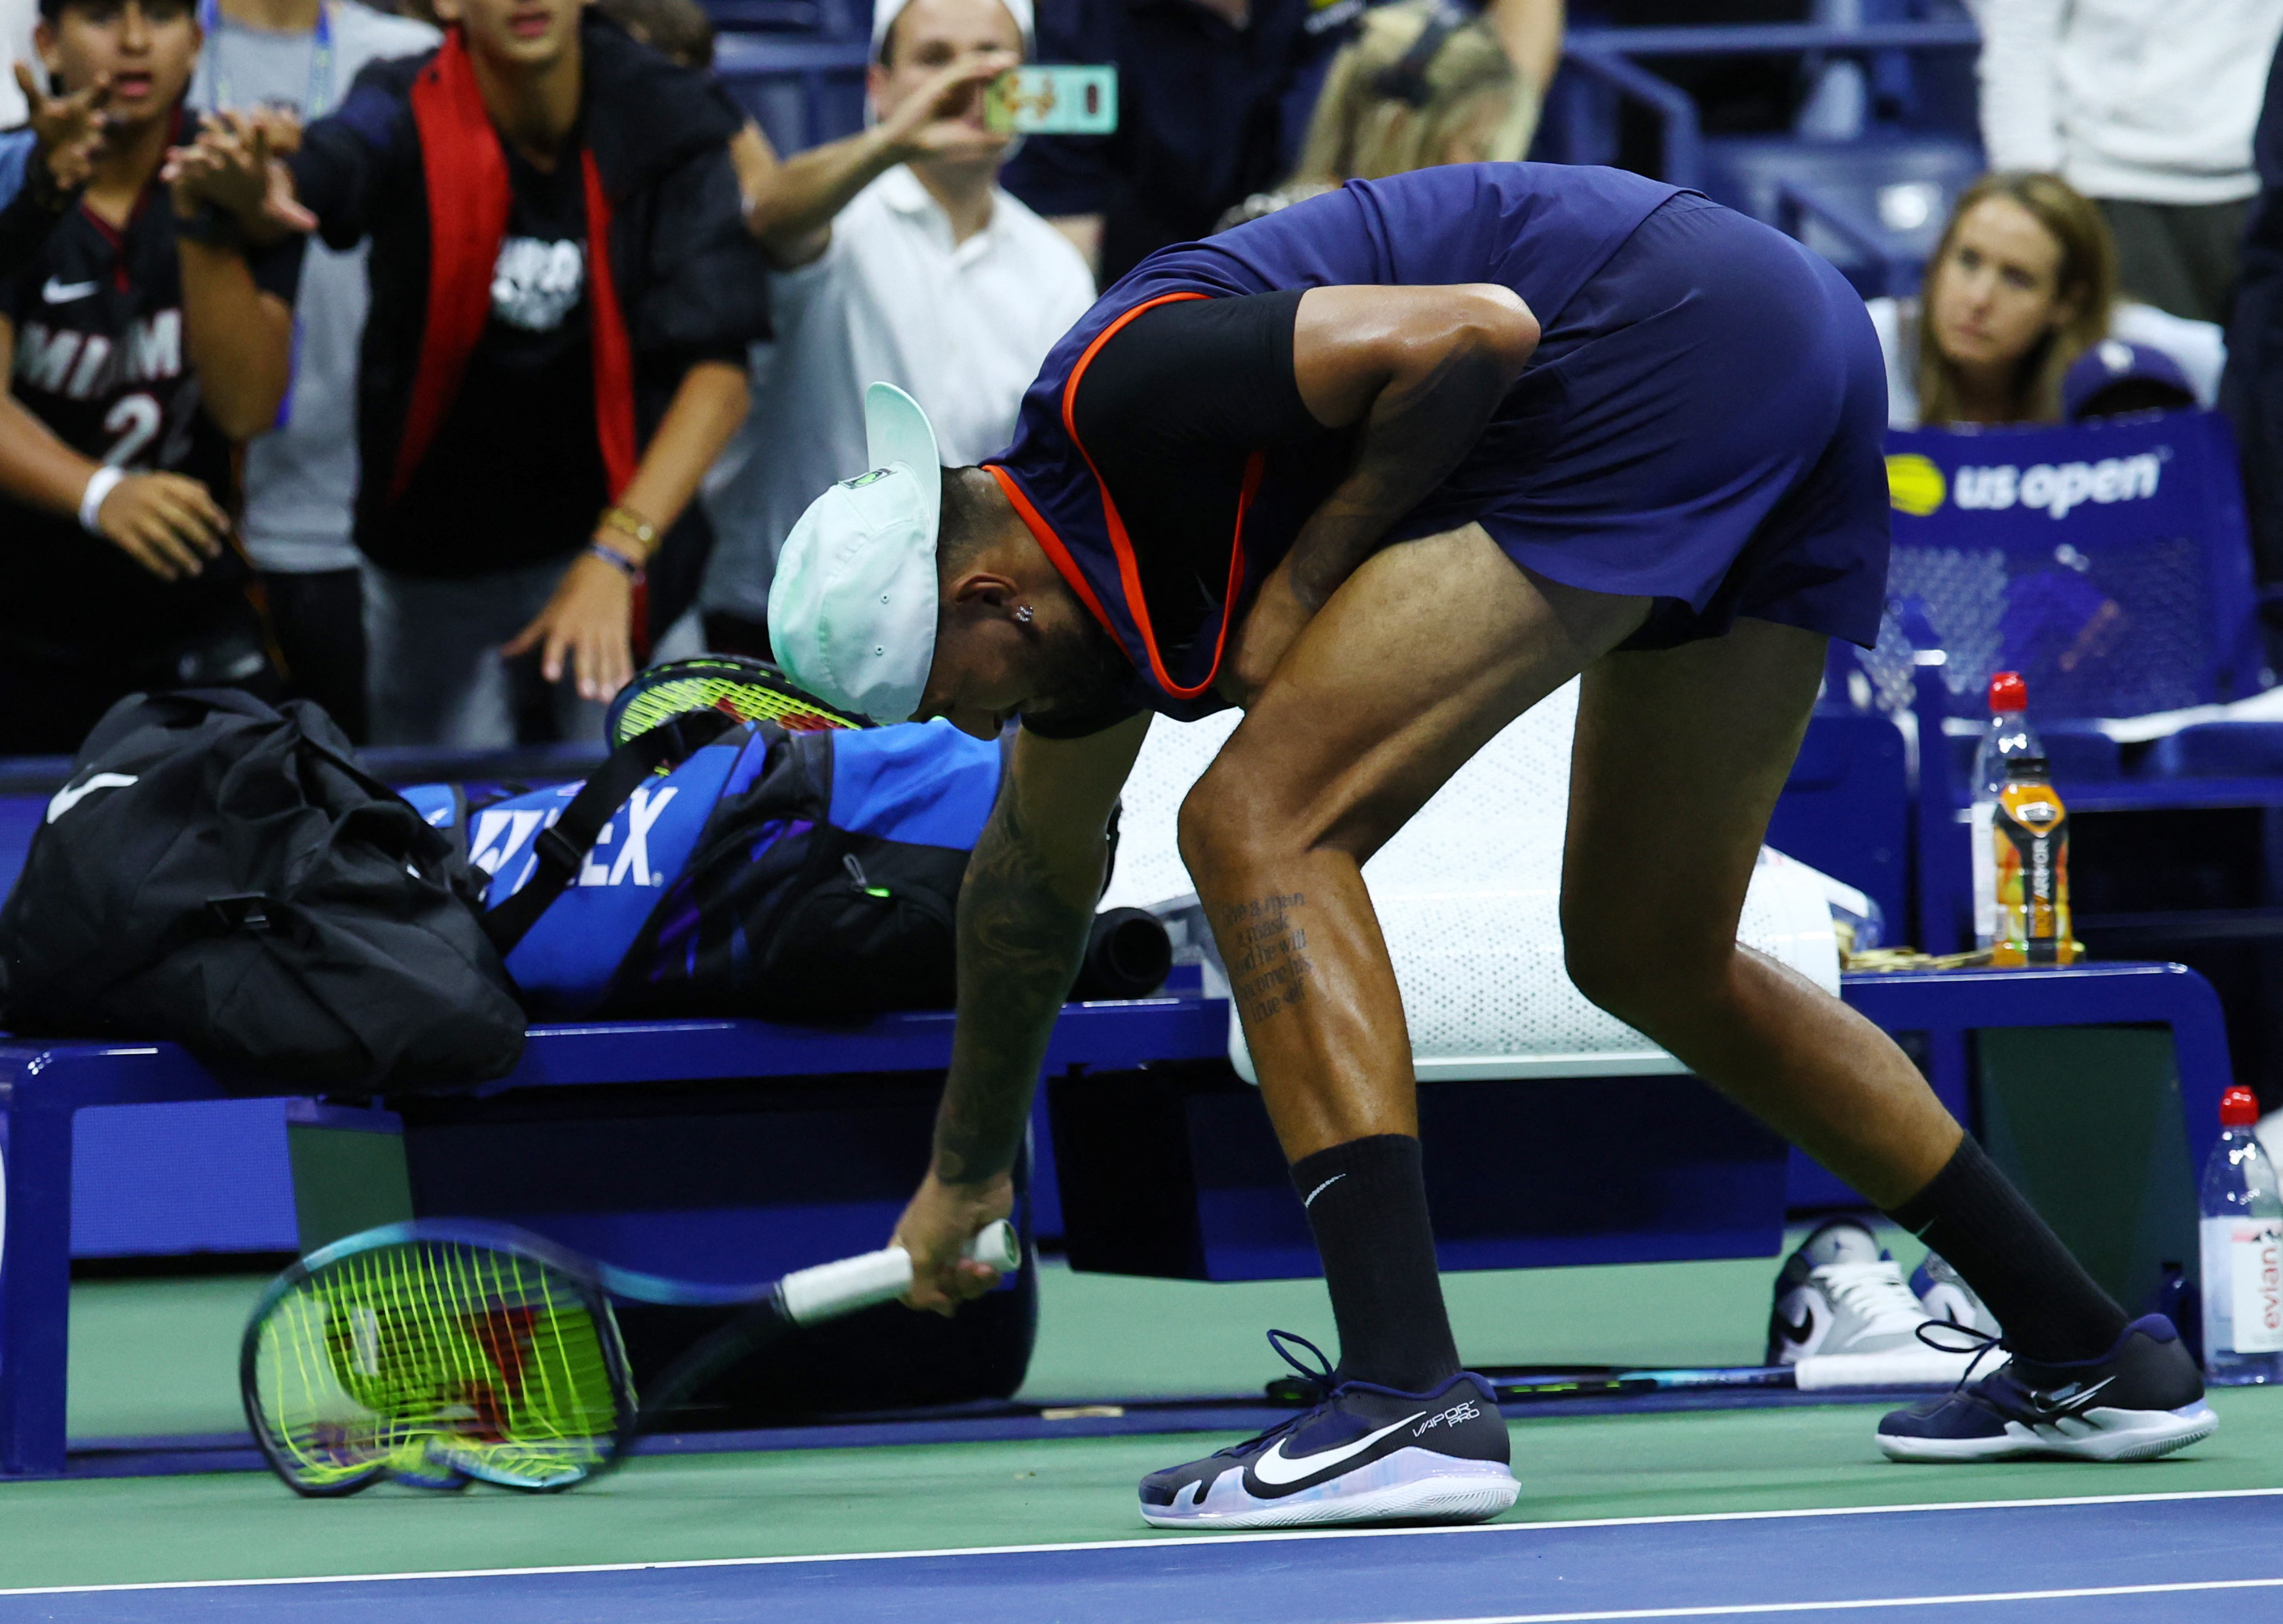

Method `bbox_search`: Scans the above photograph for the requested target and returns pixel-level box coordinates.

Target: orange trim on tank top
[983,464,1121,643]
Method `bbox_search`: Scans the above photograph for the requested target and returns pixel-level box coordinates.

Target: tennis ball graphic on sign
[1885,453,1946,517]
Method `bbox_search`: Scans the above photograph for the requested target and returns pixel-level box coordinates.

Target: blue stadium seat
[1701,133,1984,297]
[701,0,863,37]
[2041,722,2127,782]
[2146,721,2283,779]
[714,33,870,151]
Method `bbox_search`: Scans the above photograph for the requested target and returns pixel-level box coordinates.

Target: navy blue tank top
[988,162,1679,722]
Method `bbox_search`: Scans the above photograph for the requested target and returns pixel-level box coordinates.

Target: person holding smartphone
[693,0,1094,661]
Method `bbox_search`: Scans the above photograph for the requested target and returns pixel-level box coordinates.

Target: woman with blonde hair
[1872,170,2224,427]
[1216,0,1542,230]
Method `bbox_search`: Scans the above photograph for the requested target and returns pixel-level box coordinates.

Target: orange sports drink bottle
[1991,755,2075,967]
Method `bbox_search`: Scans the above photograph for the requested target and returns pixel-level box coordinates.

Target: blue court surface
[7,1489,2279,1623]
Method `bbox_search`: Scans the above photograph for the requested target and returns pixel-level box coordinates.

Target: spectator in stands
[2226,37,2283,582]
[1004,0,1561,284]
[1214,0,1539,230]
[1975,0,2283,325]
[694,0,1094,659]
[190,0,437,743]
[176,0,769,746]
[0,0,297,755]
[1870,171,2225,429]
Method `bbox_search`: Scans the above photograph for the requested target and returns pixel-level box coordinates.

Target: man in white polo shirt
[695,0,1094,658]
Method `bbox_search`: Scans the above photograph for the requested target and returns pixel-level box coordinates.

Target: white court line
[1360,1576,2283,1623]
[1,1485,2276,1599]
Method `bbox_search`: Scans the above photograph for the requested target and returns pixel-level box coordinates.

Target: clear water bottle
[2200,1084,2283,1384]
[1971,672,2043,950]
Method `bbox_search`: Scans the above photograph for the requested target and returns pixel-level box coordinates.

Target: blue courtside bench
[0,960,2234,1479]
[0,997,1223,1479]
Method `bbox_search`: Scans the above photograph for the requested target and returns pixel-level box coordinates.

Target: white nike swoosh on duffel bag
[41,277,98,303]
[46,773,138,824]
[1250,1411,1426,1488]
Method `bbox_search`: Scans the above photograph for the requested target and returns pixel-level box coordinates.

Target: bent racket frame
[242,1216,1019,1497]
[605,655,868,748]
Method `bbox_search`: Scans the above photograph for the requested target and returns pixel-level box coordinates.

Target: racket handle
[967,1218,1021,1272]
[777,1221,1021,1326]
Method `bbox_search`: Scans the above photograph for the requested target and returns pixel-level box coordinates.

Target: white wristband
[78,466,125,536]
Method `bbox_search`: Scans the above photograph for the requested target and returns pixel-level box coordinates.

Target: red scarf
[395,28,639,506]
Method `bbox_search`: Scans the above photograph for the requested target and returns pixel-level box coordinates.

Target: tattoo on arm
[1221,891,1312,1024]
[933,786,1097,1184]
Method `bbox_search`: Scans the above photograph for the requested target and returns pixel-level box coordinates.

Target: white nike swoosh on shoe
[1250,1411,1426,1488]
[2031,1375,2117,1416]
[41,277,98,303]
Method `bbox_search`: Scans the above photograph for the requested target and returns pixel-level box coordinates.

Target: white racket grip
[778,1221,1022,1327]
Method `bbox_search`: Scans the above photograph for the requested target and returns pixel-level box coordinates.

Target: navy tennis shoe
[1877,1314,2216,1463]
[1139,1333,1517,1530]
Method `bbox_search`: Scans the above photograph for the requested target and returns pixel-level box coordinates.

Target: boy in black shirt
[173,0,767,745]
[0,0,295,754]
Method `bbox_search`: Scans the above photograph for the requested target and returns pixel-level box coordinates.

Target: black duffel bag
[0,690,525,1093]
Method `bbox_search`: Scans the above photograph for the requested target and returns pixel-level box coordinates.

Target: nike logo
[1249,1411,1424,1488]
[46,772,138,824]
[1303,1173,1346,1208]
[2028,1375,2116,1418]
[1774,1308,1815,1345]
[41,277,98,303]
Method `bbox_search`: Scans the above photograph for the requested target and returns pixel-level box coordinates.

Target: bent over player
[768,162,2216,1530]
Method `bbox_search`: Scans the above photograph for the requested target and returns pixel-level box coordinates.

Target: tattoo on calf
[1220,892,1313,1024]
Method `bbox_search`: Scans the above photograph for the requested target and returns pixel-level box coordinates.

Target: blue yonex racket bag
[407,718,1007,1022]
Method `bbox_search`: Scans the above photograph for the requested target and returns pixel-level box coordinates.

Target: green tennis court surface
[20,1244,2280,1595]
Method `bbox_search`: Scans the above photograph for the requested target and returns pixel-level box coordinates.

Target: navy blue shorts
[1396,193,1893,650]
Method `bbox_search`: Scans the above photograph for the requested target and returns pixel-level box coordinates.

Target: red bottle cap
[1989,672,2027,714]
[2221,1084,2261,1128]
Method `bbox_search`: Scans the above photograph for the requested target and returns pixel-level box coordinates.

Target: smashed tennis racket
[242,1217,1019,1496]
[605,654,868,747]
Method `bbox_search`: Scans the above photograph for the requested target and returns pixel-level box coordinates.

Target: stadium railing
[1546,20,1984,295]
[713,33,870,155]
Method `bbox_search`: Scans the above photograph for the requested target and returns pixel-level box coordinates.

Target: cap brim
[866,382,942,530]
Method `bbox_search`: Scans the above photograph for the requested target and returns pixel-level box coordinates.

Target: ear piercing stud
[1014,605,1034,624]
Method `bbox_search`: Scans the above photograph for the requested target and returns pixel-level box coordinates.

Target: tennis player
[768,162,2216,1530]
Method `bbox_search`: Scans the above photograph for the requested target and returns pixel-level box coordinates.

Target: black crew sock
[1291,1134,1462,1392]
[1885,1134,2130,1364]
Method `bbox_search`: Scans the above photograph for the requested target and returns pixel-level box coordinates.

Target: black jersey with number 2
[0,174,298,655]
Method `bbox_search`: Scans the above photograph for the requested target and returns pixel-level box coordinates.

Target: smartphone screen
[984,65,1119,136]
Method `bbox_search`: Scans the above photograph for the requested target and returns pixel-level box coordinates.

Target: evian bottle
[2202,1084,2283,1384]
[1971,673,2041,950]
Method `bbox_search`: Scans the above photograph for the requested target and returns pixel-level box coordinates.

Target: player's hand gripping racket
[604,654,868,747]
[241,1217,1019,1496]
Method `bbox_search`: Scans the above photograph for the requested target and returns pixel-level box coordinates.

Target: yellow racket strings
[614,674,858,745]
[250,1241,622,1492]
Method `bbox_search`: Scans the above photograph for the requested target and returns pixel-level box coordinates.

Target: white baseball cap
[871,0,1034,57]
[768,383,944,724]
